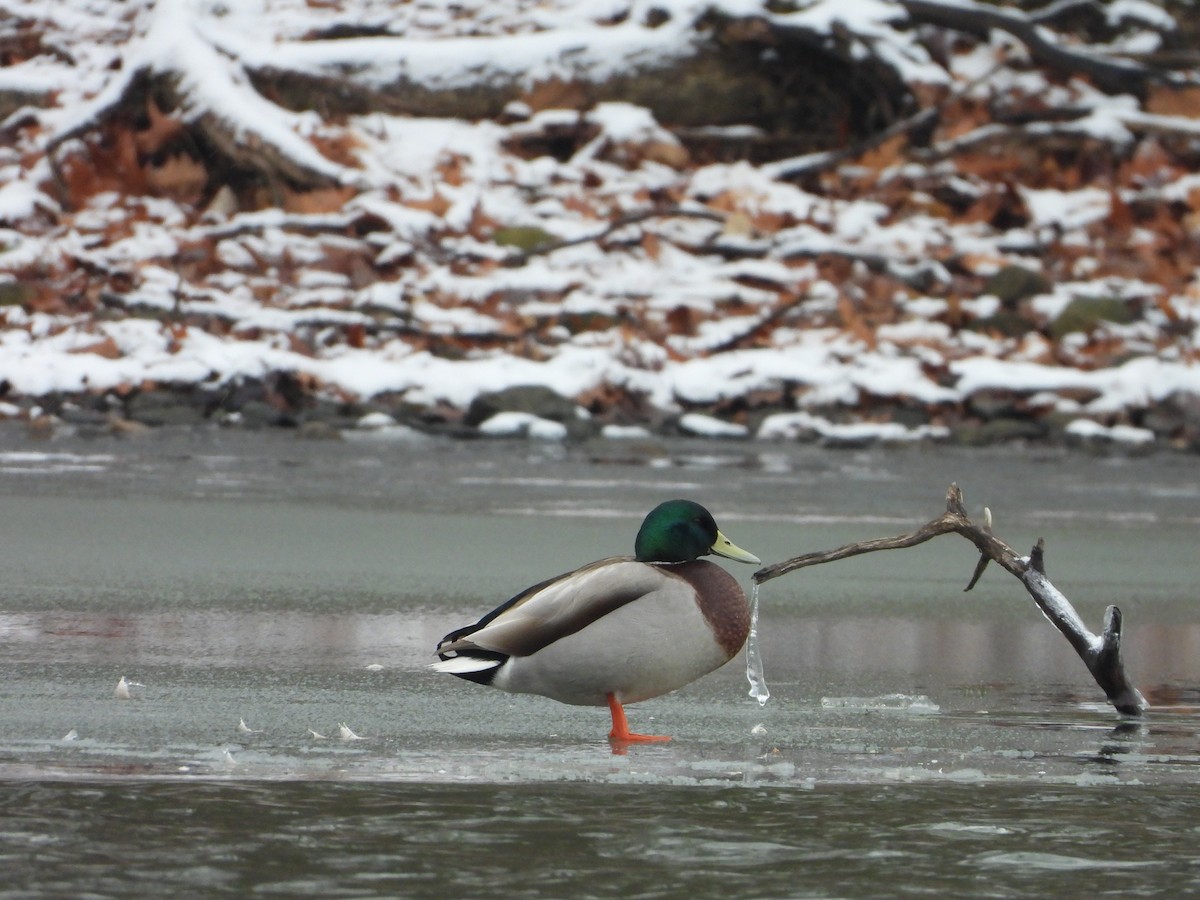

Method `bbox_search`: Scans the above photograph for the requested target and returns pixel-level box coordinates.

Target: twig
[502,207,725,267]
[922,110,1200,163]
[754,483,1147,716]
[897,0,1176,95]
[762,107,938,182]
[706,292,811,354]
[762,54,1009,183]
[761,0,1180,182]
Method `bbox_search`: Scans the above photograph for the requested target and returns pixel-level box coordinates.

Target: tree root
[44,0,360,211]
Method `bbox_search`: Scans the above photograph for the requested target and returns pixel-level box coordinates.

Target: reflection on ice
[924,822,1017,836]
[974,851,1157,872]
[821,693,942,714]
[0,451,115,475]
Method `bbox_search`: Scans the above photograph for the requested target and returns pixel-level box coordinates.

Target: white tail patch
[431,656,502,676]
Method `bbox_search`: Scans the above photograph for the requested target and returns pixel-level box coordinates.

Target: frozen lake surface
[1,428,1198,896]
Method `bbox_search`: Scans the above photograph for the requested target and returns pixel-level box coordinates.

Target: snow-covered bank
[1,0,1198,450]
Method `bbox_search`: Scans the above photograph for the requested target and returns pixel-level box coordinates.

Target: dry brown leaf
[471,257,502,278]
[749,210,792,234]
[603,137,688,170]
[522,78,588,112]
[1154,294,1181,324]
[945,294,963,330]
[723,211,753,238]
[310,130,363,167]
[561,195,599,217]
[648,139,690,169]
[437,153,466,187]
[960,184,1026,227]
[405,192,452,218]
[145,154,208,203]
[954,149,1026,181]
[1106,188,1133,235]
[62,129,144,204]
[704,190,741,215]
[665,305,696,337]
[68,337,122,359]
[1145,85,1200,119]
[837,294,876,349]
[856,133,907,171]
[937,99,992,142]
[282,185,356,214]
[285,334,315,358]
[466,202,499,240]
[135,98,187,157]
[1122,137,1177,186]
[640,231,661,262]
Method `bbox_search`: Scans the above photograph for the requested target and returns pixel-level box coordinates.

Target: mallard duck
[432,499,760,742]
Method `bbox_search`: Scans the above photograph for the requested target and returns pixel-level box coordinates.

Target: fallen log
[753,483,1147,716]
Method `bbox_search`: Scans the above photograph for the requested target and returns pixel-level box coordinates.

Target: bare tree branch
[897,0,1177,95]
[754,483,1148,716]
[501,207,725,267]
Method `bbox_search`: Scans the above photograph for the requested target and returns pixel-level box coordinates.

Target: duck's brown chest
[671,561,750,658]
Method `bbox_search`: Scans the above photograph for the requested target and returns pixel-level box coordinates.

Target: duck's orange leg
[606,693,670,743]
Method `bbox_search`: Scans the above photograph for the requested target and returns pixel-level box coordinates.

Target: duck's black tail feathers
[433,625,508,685]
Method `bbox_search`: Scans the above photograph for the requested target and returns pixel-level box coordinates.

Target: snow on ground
[1,0,1198,446]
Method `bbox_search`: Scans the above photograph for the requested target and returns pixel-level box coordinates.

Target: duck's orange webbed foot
[606,693,670,743]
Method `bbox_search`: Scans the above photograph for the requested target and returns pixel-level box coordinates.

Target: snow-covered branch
[898,0,1179,94]
[754,484,1148,717]
[46,0,360,197]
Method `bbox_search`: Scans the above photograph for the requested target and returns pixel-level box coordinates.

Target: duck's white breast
[492,569,736,706]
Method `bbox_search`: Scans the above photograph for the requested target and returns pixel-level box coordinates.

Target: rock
[26,413,57,439]
[1048,296,1136,340]
[951,417,1047,446]
[886,402,932,429]
[492,226,557,253]
[820,432,879,450]
[296,420,343,440]
[966,310,1037,337]
[478,411,568,440]
[208,375,314,428]
[465,385,597,440]
[357,411,399,429]
[1141,390,1200,445]
[220,400,294,429]
[676,412,749,439]
[124,387,210,427]
[301,397,364,431]
[983,265,1050,307]
[967,389,1020,420]
[107,414,152,436]
[1064,418,1155,451]
[56,401,114,428]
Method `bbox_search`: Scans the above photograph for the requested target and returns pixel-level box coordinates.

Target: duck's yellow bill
[710,529,761,565]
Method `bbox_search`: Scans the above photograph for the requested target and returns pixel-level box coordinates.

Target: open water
[1,426,1198,897]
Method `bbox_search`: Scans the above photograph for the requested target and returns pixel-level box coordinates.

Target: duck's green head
[634,499,760,565]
